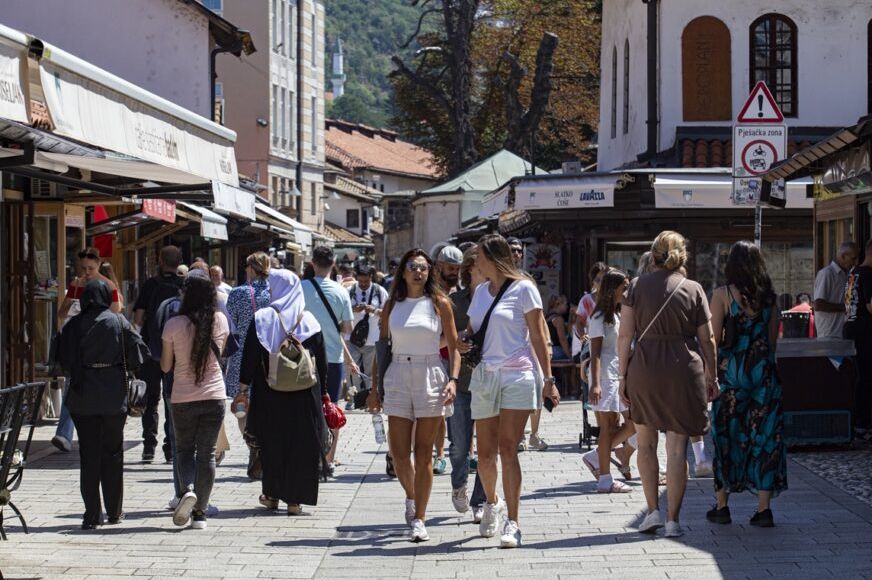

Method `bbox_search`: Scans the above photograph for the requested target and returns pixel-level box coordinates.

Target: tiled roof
[368,219,384,236]
[325,175,381,202]
[321,221,373,246]
[678,137,814,168]
[30,100,52,130]
[326,119,439,179]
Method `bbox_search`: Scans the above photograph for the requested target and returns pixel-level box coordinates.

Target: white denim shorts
[382,353,453,421]
[469,364,542,420]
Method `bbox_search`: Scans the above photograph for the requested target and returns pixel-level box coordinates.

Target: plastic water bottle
[233,400,247,419]
[372,414,386,444]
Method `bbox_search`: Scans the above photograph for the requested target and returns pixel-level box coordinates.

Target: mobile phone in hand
[543,398,554,413]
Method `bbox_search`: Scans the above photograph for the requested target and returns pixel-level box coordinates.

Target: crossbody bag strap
[638,277,687,343]
[477,279,514,340]
[308,279,341,332]
[117,315,128,379]
[271,305,305,342]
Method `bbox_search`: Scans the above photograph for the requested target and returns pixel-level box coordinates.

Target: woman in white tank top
[367,249,461,543]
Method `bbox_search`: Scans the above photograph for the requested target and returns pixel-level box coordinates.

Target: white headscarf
[255,269,321,353]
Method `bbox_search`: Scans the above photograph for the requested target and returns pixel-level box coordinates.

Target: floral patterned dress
[711,296,787,497]
[224,278,271,397]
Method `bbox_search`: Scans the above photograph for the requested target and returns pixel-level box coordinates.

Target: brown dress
[624,269,711,436]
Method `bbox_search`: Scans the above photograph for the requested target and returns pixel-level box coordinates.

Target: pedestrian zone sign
[733,82,786,206]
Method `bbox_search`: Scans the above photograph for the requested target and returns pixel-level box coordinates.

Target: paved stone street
[2,401,872,580]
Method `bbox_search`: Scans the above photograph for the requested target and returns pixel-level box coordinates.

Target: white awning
[212,180,256,220]
[0,25,29,124]
[35,37,239,186]
[514,176,617,210]
[36,151,206,185]
[178,202,228,241]
[255,202,314,252]
[653,175,813,209]
[479,184,510,218]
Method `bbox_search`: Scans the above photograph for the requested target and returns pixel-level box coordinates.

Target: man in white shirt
[347,265,388,402]
[210,265,233,295]
[814,242,859,338]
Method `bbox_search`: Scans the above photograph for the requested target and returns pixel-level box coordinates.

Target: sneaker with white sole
[404,498,416,526]
[473,505,484,524]
[639,510,663,534]
[664,521,684,538]
[409,519,429,542]
[172,491,197,527]
[433,456,447,474]
[499,519,522,548]
[452,486,470,513]
[694,460,714,478]
[528,433,549,451]
[479,498,506,538]
[190,511,207,530]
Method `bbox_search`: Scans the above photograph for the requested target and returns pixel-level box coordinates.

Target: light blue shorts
[469,365,542,420]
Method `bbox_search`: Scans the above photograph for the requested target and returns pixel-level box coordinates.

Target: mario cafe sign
[513,177,616,210]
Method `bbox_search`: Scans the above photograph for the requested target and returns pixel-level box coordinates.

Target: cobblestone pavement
[792,438,872,507]
[2,401,872,580]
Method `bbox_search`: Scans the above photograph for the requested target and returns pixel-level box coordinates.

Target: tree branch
[389,55,452,113]
[400,8,441,49]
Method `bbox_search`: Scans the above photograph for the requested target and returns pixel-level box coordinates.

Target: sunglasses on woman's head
[78,251,99,260]
[406,262,430,273]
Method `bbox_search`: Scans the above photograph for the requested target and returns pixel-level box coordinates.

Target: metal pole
[754,205,763,246]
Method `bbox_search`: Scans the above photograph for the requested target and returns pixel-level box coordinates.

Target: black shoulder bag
[462,279,513,370]
[308,279,341,333]
[349,284,376,348]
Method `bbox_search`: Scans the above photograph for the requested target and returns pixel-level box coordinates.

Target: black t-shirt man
[134,272,184,345]
[845,265,872,342]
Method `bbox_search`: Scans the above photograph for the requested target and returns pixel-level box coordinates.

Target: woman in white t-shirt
[463,234,559,549]
[581,269,636,493]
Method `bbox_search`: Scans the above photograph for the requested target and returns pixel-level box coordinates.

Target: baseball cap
[437,245,464,265]
[506,236,523,249]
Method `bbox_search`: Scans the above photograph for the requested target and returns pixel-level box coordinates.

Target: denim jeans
[161,372,182,498]
[55,382,75,442]
[447,390,486,507]
[171,399,225,512]
[140,358,163,451]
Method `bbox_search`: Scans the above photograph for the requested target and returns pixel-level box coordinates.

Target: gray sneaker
[479,497,506,538]
[500,519,522,548]
[172,491,197,527]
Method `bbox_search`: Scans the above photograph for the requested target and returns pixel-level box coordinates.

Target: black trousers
[70,413,126,525]
[139,358,162,450]
[855,340,872,429]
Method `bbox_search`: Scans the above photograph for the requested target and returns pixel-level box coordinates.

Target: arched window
[610,46,617,139]
[623,39,630,134]
[750,13,797,117]
[681,16,732,121]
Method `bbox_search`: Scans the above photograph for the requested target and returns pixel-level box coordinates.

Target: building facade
[219,0,326,231]
[598,0,872,171]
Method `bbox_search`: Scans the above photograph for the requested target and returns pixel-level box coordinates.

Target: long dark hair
[724,240,775,312]
[593,269,628,325]
[179,276,217,384]
[477,234,527,282]
[387,248,446,305]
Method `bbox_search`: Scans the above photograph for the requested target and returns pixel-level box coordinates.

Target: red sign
[142,199,176,223]
[737,81,784,123]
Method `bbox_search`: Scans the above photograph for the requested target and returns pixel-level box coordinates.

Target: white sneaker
[479,497,506,538]
[404,498,416,526]
[472,505,484,524]
[499,519,522,548]
[409,519,429,542]
[639,510,663,534]
[172,491,197,527]
[694,460,714,478]
[528,433,549,451]
[166,495,180,511]
[452,486,470,514]
[664,521,684,538]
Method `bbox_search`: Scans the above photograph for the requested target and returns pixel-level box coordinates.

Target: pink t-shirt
[162,312,229,404]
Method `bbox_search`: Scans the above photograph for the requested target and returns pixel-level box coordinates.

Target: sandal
[259,495,278,510]
[581,450,600,479]
[287,504,303,516]
[597,480,633,494]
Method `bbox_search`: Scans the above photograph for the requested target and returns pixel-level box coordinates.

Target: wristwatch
[543,377,557,386]
[448,376,460,382]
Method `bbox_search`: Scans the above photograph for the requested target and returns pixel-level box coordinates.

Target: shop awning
[653,174,813,209]
[0,25,29,125]
[479,184,510,219]
[178,202,228,241]
[514,175,617,210]
[255,202,314,252]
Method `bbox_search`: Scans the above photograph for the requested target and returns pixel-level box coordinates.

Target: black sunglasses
[78,251,99,260]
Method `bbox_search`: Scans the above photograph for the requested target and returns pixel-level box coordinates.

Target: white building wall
[360,171,437,195]
[414,200,461,253]
[3,0,211,117]
[599,0,872,171]
[325,195,367,234]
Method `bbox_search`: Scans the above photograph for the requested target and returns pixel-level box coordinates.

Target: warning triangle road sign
[737,81,784,123]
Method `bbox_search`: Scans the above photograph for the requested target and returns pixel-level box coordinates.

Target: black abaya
[241,324,328,506]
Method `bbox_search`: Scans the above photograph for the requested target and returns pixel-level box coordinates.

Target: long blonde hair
[650,231,687,271]
[477,234,527,282]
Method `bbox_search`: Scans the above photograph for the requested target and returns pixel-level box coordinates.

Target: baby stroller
[576,343,599,450]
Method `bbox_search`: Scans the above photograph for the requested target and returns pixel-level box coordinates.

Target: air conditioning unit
[562,161,583,175]
[372,205,382,220]
[31,178,63,199]
[784,410,852,447]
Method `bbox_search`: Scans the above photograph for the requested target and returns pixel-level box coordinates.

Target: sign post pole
[754,205,763,246]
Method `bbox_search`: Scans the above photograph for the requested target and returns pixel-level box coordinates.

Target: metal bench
[0,381,47,540]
